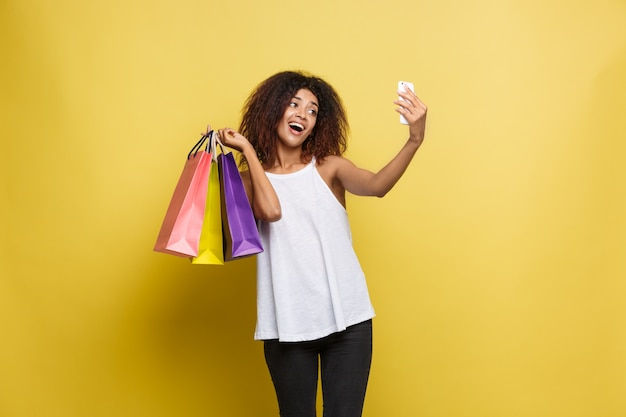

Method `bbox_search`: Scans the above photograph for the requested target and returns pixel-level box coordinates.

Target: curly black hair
[239,70,348,168]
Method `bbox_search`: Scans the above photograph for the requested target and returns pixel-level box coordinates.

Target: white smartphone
[398,81,415,125]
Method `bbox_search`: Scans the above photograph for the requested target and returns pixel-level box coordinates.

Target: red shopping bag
[154,134,212,258]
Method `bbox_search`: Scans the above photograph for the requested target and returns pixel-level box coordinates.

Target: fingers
[219,127,236,136]
[200,124,212,136]
[218,128,239,144]
[396,88,425,110]
[216,128,249,152]
[395,87,427,142]
[395,88,427,123]
[397,87,416,103]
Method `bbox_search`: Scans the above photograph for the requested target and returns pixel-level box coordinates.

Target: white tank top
[254,159,375,342]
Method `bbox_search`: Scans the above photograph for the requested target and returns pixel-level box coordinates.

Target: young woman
[217,70,427,417]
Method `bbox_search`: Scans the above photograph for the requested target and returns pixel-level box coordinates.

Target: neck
[272,143,304,169]
[265,148,310,173]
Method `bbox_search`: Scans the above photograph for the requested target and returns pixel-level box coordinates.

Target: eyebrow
[293,96,319,107]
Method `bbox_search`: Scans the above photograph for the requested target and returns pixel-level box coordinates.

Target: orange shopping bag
[154,133,212,258]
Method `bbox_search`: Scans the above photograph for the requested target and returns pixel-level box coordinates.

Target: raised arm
[218,128,282,222]
[333,87,428,197]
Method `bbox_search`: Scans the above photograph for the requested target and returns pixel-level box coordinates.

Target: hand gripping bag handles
[217,138,263,260]
[154,133,213,258]
[191,133,224,265]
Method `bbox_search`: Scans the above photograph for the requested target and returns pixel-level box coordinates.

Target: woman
[217,70,427,417]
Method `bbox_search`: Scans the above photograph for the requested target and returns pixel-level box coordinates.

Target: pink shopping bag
[154,133,212,258]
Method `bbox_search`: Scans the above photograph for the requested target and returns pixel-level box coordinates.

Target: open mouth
[289,122,304,132]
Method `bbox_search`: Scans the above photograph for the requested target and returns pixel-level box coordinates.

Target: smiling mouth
[289,122,304,132]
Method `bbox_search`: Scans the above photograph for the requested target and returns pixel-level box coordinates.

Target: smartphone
[398,81,414,125]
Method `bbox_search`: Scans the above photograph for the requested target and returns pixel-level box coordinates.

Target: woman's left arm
[335,87,427,197]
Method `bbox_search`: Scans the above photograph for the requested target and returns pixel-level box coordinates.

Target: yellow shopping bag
[192,133,224,265]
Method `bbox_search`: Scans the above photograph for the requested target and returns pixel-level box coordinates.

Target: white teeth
[289,122,304,132]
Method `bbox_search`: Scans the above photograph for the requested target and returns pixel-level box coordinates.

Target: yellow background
[2,0,625,416]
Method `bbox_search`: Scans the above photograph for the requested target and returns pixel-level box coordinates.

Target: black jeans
[264,320,373,417]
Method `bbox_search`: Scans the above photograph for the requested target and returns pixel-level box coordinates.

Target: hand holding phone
[398,81,415,125]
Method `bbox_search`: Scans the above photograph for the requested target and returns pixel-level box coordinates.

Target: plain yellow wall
[2,0,625,416]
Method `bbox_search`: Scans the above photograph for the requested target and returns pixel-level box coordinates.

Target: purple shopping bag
[218,149,263,260]
[154,134,212,258]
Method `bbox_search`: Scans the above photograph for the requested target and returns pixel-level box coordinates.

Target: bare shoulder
[316,155,352,207]
[319,154,380,197]
[317,154,354,173]
[316,155,349,181]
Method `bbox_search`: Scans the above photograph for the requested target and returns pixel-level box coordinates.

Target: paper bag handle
[188,132,212,160]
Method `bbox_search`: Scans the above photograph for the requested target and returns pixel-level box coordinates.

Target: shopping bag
[218,144,263,260]
[192,134,224,265]
[154,134,212,258]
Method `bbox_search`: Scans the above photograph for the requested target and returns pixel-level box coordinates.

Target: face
[276,88,319,148]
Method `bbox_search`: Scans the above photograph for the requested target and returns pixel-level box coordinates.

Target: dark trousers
[264,320,373,417]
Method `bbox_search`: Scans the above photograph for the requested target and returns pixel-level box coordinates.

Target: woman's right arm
[218,128,281,222]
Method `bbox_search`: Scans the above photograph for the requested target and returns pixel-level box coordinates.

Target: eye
[289,102,298,108]
[308,108,317,116]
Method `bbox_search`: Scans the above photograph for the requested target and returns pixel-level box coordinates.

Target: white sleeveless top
[254,159,375,342]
